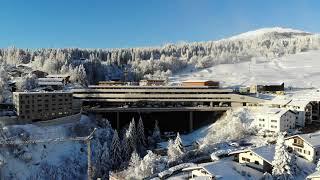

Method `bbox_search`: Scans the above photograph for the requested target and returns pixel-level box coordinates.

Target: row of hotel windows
[22,102,72,107]
[20,98,71,104]
[22,106,71,113]
[19,94,72,98]
[20,111,71,120]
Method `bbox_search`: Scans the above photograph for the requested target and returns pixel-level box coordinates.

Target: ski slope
[171,50,320,89]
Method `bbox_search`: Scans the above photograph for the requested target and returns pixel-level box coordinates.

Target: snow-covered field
[171,50,320,88]
[0,116,94,180]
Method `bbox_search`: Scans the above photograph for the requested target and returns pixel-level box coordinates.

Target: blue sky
[0,0,320,49]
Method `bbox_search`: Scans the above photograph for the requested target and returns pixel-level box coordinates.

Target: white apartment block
[264,97,320,127]
[13,92,73,121]
[251,108,296,133]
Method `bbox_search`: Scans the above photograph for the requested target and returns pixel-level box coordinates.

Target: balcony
[292,143,304,148]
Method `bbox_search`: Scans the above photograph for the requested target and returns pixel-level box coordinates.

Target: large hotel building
[13,92,73,121]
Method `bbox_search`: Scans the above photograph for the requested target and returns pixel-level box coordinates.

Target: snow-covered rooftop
[185,159,263,179]
[249,107,292,119]
[46,74,70,78]
[263,95,315,107]
[229,145,275,164]
[288,132,320,148]
[307,171,320,179]
[38,78,65,82]
[38,81,64,86]
[250,145,275,164]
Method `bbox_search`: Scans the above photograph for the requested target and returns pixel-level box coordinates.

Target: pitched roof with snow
[287,132,320,148]
[250,145,275,164]
[229,145,276,164]
[46,74,70,78]
[38,81,64,86]
[250,107,294,119]
[38,78,65,82]
[307,171,320,178]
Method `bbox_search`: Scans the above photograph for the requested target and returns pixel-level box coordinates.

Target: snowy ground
[168,157,263,180]
[0,116,92,180]
[171,50,320,89]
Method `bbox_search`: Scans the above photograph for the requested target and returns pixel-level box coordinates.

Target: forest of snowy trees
[1,29,320,85]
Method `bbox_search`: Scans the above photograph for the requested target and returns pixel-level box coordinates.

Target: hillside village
[1,28,320,179]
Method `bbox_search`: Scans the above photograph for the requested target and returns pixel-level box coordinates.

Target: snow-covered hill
[228,27,311,40]
[171,49,320,88]
[1,27,320,84]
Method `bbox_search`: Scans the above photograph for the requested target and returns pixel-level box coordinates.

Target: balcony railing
[293,143,304,148]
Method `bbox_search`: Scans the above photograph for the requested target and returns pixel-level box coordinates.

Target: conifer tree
[110,130,122,169]
[272,133,294,180]
[137,116,146,153]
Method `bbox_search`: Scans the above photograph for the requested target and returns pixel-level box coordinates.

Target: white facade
[189,167,214,180]
[251,108,296,132]
[235,145,275,173]
[285,133,320,162]
[264,97,315,127]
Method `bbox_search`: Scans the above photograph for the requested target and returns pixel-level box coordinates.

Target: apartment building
[13,92,73,121]
[251,108,296,133]
[264,98,316,127]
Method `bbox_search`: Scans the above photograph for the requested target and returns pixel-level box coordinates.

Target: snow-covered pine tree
[0,63,10,103]
[129,151,141,167]
[121,134,131,163]
[110,130,122,169]
[100,142,110,177]
[272,133,294,180]
[174,132,184,153]
[78,64,88,86]
[167,137,184,163]
[137,150,166,178]
[137,116,146,154]
[152,120,161,143]
[126,118,137,152]
[290,154,299,176]
[91,138,103,179]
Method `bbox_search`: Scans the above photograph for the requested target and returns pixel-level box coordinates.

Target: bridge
[72,85,264,132]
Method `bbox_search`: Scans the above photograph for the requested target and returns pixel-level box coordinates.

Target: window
[254,161,259,165]
[242,157,250,162]
[271,120,277,122]
[259,119,265,121]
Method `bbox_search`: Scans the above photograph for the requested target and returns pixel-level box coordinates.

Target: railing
[292,143,304,148]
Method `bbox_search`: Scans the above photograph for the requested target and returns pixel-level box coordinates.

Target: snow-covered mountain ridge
[1,27,319,83]
[227,27,311,40]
